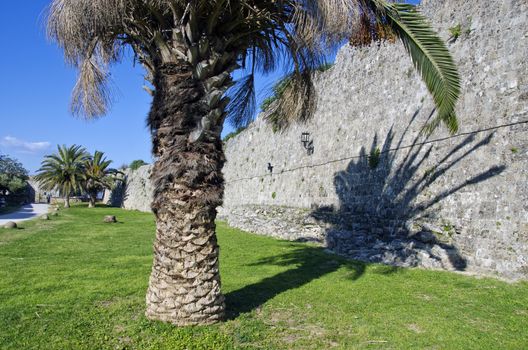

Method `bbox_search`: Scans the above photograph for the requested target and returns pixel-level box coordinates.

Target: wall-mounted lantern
[301,132,314,155]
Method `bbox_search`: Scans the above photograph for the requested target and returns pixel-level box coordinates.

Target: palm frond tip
[383,2,461,133]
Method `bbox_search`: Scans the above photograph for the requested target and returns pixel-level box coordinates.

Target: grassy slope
[0,206,526,350]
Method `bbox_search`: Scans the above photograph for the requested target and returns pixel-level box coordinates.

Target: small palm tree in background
[82,151,118,208]
[35,145,88,208]
[47,0,460,325]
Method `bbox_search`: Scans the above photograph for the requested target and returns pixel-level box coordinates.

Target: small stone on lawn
[4,221,17,229]
[104,215,117,223]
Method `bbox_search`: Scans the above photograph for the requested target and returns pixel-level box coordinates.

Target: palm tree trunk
[145,62,228,326]
[64,194,70,208]
[88,194,96,208]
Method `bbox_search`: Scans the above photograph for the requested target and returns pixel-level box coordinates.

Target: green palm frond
[381,2,461,134]
[82,150,118,195]
[226,74,256,128]
[35,144,88,196]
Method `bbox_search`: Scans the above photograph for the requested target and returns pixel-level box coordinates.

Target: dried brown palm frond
[70,57,113,117]
[375,21,397,43]
[350,13,376,47]
[292,0,359,49]
[349,9,397,47]
[47,0,166,117]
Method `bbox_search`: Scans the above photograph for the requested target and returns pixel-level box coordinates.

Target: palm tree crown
[83,150,119,208]
[35,145,88,208]
[48,0,460,133]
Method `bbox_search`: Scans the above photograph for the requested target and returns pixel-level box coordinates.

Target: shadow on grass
[226,110,509,318]
[225,245,365,319]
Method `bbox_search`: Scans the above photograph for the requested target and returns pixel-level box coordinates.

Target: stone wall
[105,0,528,280]
[220,0,528,280]
[27,177,60,203]
[103,165,154,213]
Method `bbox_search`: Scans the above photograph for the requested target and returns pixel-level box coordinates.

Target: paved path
[0,204,50,225]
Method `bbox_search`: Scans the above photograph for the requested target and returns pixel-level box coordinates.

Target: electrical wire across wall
[224,119,528,184]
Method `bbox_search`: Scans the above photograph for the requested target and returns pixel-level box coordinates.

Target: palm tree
[83,151,118,208]
[35,145,88,208]
[47,0,460,325]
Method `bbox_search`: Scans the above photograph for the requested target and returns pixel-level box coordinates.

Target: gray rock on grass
[104,215,117,223]
[4,221,17,229]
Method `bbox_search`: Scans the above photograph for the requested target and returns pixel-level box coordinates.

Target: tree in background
[82,151,119,208]
[0,154,29,204]
[48,0,460,325]
[129,160,149,171]
[35,145,88,208]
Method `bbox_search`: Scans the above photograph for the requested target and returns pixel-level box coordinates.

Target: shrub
[449,24,462,40]
[317,63,335,72]
[223,126,247,143]
[129,160,148,170]
[368,148,381,169]
[0,154,29,205]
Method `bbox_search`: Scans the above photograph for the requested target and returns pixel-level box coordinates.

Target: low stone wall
[218,205,467,272]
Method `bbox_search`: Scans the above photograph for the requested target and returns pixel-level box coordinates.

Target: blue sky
[0,0,419,174]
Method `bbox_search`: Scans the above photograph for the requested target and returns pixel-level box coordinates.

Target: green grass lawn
[0,206,527,349]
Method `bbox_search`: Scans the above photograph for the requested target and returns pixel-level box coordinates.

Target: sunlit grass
[0,205,526,349]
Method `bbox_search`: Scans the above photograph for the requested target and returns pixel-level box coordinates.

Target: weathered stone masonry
[107,0,528,280]
[103,165,154,213]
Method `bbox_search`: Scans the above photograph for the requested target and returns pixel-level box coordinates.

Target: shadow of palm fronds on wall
[311,110,506,271]
[107,175,129,207]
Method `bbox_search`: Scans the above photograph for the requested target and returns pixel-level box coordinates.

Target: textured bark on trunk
[64,195,70,208]
[145,62,227,326]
